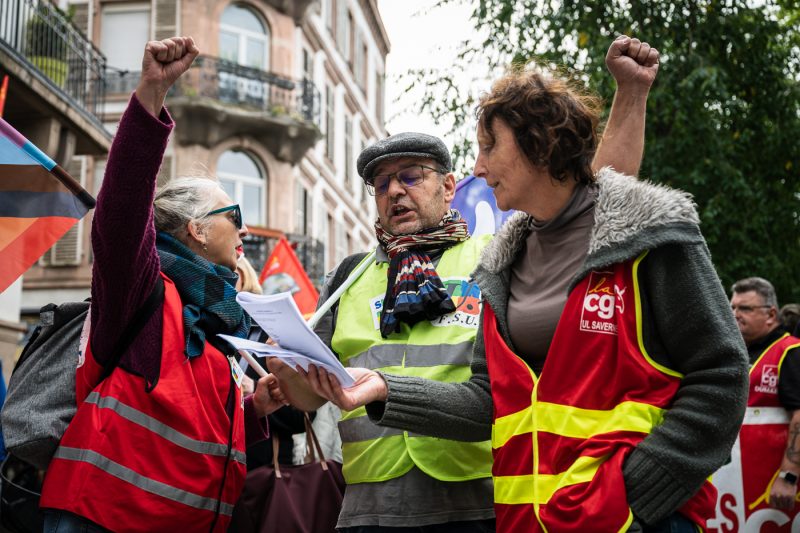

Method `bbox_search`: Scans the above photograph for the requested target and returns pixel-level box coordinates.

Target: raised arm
[90,37,198,365]
[592,35,660,177]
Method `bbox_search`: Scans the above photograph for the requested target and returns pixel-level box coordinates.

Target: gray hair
[154,177,223,239]
[731,277,779,308]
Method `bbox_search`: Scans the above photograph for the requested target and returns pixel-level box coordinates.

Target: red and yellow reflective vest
[485,253,716,532]
[735,332,800,517]
[41,274,247,532]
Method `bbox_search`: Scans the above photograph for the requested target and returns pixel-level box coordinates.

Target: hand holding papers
[222,291,355,387]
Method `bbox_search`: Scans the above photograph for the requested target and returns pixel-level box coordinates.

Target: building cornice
[360,0,390,56]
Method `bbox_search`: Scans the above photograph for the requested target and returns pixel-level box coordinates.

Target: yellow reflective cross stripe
[492,401,665,448]
[494,454,608,505]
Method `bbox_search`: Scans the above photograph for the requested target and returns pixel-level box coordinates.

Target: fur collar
[479,167,700,274]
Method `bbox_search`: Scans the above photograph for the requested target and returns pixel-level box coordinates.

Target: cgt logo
[580,271,626,336]
[753,364,779,395]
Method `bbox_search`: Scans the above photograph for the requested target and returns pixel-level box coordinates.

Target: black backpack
[0,278,164,533]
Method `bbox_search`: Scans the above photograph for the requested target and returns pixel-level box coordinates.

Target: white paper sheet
[219,291,355,387]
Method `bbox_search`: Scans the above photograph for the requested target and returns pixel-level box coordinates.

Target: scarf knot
[156,232,250,358]
[374,209,470,338]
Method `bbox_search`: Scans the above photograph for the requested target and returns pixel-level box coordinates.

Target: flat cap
[357,132,452,180]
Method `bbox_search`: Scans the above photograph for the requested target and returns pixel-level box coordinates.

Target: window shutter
[336,0,348,56]
[69,3,90,35]
[40,157,86,266]
[153,0,177,41]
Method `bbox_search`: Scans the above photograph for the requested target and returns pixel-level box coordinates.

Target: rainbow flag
[0,118,95,292]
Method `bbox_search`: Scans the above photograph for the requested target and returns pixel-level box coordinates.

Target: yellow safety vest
[332,235,492,484]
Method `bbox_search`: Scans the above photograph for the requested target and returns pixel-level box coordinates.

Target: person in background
[39,37,285,532]
[779,303,800,338]
[731,277,800,510]
[270,36,671,533]
[236,255,311,469]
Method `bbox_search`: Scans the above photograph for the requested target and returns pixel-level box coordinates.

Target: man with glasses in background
[271,35,662,532]
[729,277,800,513]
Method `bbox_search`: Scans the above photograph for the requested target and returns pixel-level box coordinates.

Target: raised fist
[606,35,660,91]
[136,36,200,116]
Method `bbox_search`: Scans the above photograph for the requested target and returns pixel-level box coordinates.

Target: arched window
[217,150,266,227]
[219,4,269,70]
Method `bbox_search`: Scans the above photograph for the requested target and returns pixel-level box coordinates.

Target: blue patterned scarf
[156,232,250,358]
[375,209,470,338]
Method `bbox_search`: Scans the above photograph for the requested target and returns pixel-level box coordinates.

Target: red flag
[0,75,8,117]
[0,117,95,292]
[259,238,319,316]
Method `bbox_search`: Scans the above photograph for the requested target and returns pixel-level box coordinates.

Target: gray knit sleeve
[622,242,748,525]
[365,316,493,442]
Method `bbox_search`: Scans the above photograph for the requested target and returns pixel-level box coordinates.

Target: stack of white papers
[218,291,355,387]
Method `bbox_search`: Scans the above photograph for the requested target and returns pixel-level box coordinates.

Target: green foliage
[409,0,800,303]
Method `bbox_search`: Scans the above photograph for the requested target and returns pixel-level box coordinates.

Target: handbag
[229,413,345,533]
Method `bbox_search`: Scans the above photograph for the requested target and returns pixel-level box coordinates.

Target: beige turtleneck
[507,182,597,374]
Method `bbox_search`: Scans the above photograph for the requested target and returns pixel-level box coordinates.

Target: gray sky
[376,1,486,143]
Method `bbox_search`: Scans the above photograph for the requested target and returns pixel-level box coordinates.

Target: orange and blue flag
[0,118,95,292]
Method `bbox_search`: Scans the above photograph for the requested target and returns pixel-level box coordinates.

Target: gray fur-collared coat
[371,168,749,526]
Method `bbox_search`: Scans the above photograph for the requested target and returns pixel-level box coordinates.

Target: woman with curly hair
[294,47,749,532]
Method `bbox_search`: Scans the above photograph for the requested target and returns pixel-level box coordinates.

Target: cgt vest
[332,236,492,485]
[41,274,247,532]
[485,252,716,532]
[738,332,800,518]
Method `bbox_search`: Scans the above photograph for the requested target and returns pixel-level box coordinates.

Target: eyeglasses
[731,304,771,314]
[365,165,443,196]
[205,204,242,229]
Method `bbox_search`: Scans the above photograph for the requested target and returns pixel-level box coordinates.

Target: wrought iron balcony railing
[0,0,106,121]
[243,233,326,289]
[170,55,320,125]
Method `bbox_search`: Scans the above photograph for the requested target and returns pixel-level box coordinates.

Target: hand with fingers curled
[606,34,660,91]
[136,35,200,117]
[251,373,288,418]
[769,476,798,510]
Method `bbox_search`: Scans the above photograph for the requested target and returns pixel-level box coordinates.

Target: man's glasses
[365,165,443,196]
[731,304,771,314]
[205,204,242,229]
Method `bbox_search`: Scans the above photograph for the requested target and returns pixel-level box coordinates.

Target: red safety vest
[486,253,716,532]
[738,333,800,522]
[41,274,247,532]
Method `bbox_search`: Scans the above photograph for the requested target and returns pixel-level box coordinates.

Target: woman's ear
[186,220,206,247]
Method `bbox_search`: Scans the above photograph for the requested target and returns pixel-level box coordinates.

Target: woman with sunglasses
[39,37,286,532]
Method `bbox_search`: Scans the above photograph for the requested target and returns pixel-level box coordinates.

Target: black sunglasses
[205,204,242,229]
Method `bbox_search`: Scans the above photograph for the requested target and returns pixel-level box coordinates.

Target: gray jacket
[370,168,749,525]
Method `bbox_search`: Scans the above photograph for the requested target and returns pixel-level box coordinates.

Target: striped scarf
[375,209,470,338]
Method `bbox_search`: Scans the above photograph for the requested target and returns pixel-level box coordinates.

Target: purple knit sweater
[89,93,267,443]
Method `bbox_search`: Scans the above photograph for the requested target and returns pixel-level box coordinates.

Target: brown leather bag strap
[272,435,282,478]
[304,412,329,471]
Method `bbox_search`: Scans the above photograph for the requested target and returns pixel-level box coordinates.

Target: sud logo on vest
[580,271,626,336]
[368,278,482,330]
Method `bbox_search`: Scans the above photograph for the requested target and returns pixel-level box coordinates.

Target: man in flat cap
[271,36,660,532]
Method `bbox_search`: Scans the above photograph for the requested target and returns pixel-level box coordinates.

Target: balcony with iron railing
[159,55,321,164]
[0,0,110,157]
[242,232,327,290]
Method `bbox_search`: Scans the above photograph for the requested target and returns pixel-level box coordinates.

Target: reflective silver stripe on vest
[348,344,406,369]
[85,392,246,465]
[338,415,404,442]
[348,341,474,369]
[53,446,235,516]
[404,341,474,367]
